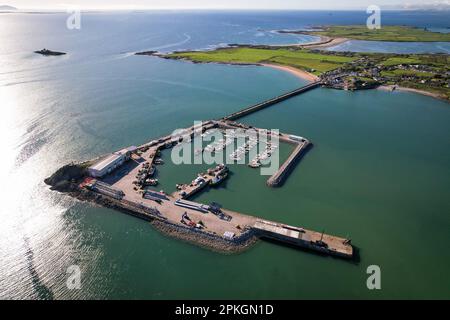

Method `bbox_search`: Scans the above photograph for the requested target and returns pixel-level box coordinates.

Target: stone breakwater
[151,220,259,254]
[45,166,258,254]
[63,185,258,254]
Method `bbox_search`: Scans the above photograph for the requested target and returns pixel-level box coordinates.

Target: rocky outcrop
[134,51,159,56]
[35,49,66,56]
[44,163,88,192]
[151,220,258,254]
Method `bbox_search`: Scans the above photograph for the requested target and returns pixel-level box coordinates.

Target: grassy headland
[165,47,356,75]
[306,25,450,42]
[150,46,449,101]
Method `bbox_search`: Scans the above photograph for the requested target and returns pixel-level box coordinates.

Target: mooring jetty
[217,120,311,187]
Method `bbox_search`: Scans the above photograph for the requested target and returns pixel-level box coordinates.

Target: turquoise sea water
[0,11,449,299]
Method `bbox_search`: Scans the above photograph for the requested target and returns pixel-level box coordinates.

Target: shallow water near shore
[1,11,450,299]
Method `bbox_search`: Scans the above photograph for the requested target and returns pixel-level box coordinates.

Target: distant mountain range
[0,5,17,11]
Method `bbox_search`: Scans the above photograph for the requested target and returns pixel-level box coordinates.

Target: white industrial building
[88,146,137,178]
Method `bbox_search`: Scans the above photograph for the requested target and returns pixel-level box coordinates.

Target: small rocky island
[135,50,158,56]
[35,48,66,56]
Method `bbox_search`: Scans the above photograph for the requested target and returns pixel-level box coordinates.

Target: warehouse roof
[89,153,123,172]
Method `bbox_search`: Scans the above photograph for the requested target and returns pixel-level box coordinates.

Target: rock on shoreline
[135,50,159,56]
[151,220,259,254]
[44,162,88,192]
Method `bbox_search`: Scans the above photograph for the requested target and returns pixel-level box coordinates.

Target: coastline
[137,50,320,83]
[301,36,349,49]
[260,63,320,82]
[378,85,447,101]
[137,51,448,103]
[274,32,349,49]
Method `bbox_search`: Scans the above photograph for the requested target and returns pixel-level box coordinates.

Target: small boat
[154,158,164,165]
[211,172,228,186]
[176,184,183,190]
[145,178,159,186]
[249,160,261,168]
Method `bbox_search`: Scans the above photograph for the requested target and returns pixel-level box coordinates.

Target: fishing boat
[249,160,261,168]
[144,178,159,186]
[148,166,156,176]
[211,172,228,186]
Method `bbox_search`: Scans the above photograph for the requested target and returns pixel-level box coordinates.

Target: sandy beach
[302,37,349,49]
[273,34,349,50]
[378,85,446,101]
[260,63,320,82]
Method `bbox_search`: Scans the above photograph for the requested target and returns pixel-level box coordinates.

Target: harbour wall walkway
[267,140,311,187]
[222,81,320,121]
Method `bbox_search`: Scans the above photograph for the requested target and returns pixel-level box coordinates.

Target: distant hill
[0,5,17,11]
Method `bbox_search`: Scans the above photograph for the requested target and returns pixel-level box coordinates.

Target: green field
[309,25,450,42]
[381,69,435,78]
[380,55,450,66]
[166,47,356,75]
[380,57,422,66]
[159,46,449,101]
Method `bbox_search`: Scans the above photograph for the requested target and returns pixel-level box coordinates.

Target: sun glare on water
[0,85,82,299]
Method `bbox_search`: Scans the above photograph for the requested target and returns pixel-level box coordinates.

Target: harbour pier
[267,138,311,187]
[48,83,354,259]
[253,219,353,258]
[72,121,352,258]
[222,81,320,121]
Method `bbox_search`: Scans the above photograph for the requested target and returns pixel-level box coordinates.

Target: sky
[4,0,450,10]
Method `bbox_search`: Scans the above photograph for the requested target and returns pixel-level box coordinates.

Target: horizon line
[4,7,449,12]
